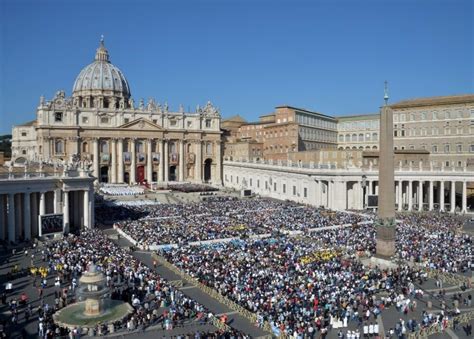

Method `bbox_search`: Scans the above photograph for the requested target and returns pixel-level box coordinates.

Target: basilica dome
[72,38,131,108]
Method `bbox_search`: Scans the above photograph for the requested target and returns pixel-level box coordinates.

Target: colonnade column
[368,180,373,196]
[398,181,403,211]
[31,193,38,238]
[418,181,424,211]
[407,180,413,211]
[450,181,456,213]
[83,190,89,228]
[439,181,445,212]
[215,141,222,185]
[429,181,434,211]
[130,138,136,184]
[462,181,467,213]
[23,192,31,241]
[63,191,69,233]
[147,139,153,183]
[92,138,99,181]
[179,140,185,182]
[53,189,60,214]
[7,193,15,243]
[196,141,202,183]
[111,138,117,184]
[117,139,124,183]
[38,191,46,237]
[159,140,164,182]
[164,140,169,182]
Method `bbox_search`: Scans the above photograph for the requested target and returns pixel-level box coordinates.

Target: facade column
[23,192,31,241]
[31,193,38,238]
[130,138,136,184]
[450,181,456,213]
[398,180,403,211]
[117,139,124,183]
[147,139,153,183]
[7,193,15,243]
[196,141,202,183]
[368,180,373,195]
[92,138,99,182]
[215,140,222,185]
[111,138,117,184]
[462,181,467,213]
[159,140,164,182]
[90,187,95,228]
[179,140,185,182]
[63,191,69,233]
[439,181,445,212]
[429,180,434,211]
[164,140,169,182]
[53,189,60,214]
[38,191,46,237]
[418,180,423,211]
[0,195,5,240]
[314,180,320,207]
[408,180,413,211]
[83,190,89,228]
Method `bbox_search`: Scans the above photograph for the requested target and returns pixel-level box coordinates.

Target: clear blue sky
[0,0,472,134]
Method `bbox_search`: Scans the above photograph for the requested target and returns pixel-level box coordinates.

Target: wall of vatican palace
[223,159,473,213]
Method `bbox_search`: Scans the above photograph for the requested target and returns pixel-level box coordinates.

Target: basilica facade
[12,39,223,185]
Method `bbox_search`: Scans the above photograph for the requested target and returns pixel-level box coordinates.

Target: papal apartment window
[55,112,63,122]
[205,119,212,128]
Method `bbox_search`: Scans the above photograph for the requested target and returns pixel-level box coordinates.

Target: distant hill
[0,134,12,157]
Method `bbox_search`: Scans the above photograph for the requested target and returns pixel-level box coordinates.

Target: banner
[187,153,195,164]
[100,153,110,163]
[123,152,131,164]
[152,153,160,164]
[137,152,146,164]
[40,213,64,235]
[170,153,179,165]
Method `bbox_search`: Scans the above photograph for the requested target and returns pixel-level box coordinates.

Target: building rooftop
[223,115,247,123]
[336,113,380,121]
[390,94,474,108]
[275,105,335,120]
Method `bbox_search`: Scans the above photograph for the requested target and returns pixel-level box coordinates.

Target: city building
[11,39,223,185]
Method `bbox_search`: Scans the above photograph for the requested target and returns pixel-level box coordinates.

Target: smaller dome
[72,38,131,100]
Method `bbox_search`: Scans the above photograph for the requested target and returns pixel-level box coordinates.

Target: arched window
[358,133,364,141]
[187,143,192,153]
[206,142,212,154]
[372,133,378,141]
[351,134,357,142]
[345,134,350,142]
[82,142,88,153]
[55,140,64,154]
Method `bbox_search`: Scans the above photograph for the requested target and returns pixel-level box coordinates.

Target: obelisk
[375,81,396,257]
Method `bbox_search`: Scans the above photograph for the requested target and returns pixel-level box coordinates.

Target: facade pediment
[118,118,163,130]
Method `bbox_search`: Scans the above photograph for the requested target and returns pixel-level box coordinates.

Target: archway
[204,159,212,182]
[169,166,177,181]
[100,166,109,183]
[136,166,145,183]
[124,172,130,184]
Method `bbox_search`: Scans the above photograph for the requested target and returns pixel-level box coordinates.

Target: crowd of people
[99,184,145,196]
[112,198,369,246]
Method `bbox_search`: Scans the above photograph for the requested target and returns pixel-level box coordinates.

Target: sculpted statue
[128,98,135,109]
[179,104,184,113]
[164,102,169,113]
[139,98,145,110]
[40,95,45,106]
[157,102,162,113]
[119,97,125,109]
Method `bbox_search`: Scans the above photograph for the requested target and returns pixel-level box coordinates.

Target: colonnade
[89,137,222,184]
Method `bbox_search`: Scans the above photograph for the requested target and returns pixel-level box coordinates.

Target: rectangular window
[100,117,109,124]
[153,119,157,124]
[21,132,27,137]
[250,178,252,186]
[444,144,450,153]
[55,112,63,122]
[124,118,129,123]
[470,145,474,153]
[457,144,462,153]
[187,121,192,128]
[82,116,89,124]
[293,186,296,196]
[170,120,177,126]
[205,119,212,128]
[236,176,239,184]
[225,174,228,182]
[432,145,438,153]
[283,184,286,193]
[274,182,277,191]
[304,187,307,198]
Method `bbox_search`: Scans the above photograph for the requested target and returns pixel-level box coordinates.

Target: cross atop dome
[95,35,109,62]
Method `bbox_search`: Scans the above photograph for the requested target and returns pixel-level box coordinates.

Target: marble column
[429,180,434,211]
[7,193,15,243]
[215,141,222,185]
[159,140,164,182]
[450,181,456,213]
[418,181,423,211]
[31,193,38,237]
[462,181,467,213]
[90,187,95,228]
[117,139,124,183]
[439,181,445,212]
[179,140,185,182]
[398,180,403,211]
[92,138,99,181]
[368,180,373,195]
[111,138,117,183]
[83,190,89,228]
[53,189,60,214]
[23,192,31,241]
[0,195,5,240]
[130,138,136,184]
[408,180,413,211]
[38,191,46,237]
[196,141,202,183]
[164,140,169,182]
[314,180,320,207]
[147,139,153,183]
[63,191,69,233]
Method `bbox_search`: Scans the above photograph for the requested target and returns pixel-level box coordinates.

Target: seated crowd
[99,184,145,196]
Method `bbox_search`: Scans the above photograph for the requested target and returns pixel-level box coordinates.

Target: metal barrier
[407,310,474,339]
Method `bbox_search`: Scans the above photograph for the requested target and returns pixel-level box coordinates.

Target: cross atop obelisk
[375,81,396,257]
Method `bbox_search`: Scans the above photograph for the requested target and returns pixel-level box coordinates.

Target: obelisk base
[375,217,396,258]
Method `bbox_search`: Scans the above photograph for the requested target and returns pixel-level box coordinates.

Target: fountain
[53,264,133,332]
